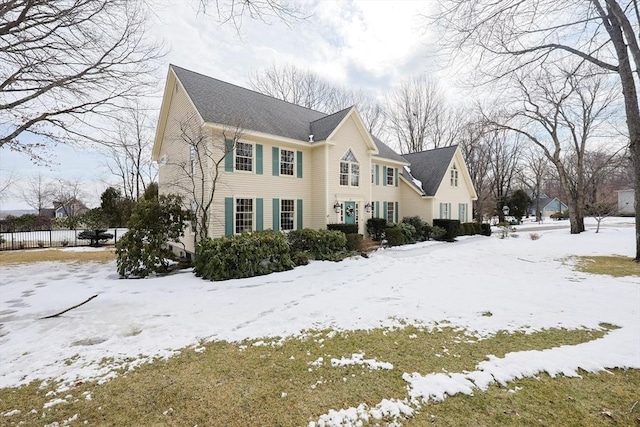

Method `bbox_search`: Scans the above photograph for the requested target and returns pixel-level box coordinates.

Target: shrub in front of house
[366,218,387,241]
[432,219,460,241]
[345,233,363,252]
[384,226,406,246]
[327,223,359,234]
[480,223,492,236]
[396,222,417,244]
[195,230,295,281]
[401,216,431,241]
[287,228,349,262]
[460,222,481,236]
[430,225,448,241]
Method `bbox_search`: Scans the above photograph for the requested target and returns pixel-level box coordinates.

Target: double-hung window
[339,150,359,187]
[386,201,395,224]
[236,142,253,172]
[386,167,394,186]
[235,198,253,233]
[280,149,294,176]
[450,164,458,186]
[280,199,295,231]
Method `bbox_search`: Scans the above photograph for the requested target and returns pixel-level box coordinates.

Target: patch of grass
[574,255,640,278]
[0,248,115,265]
[0,325,626,427]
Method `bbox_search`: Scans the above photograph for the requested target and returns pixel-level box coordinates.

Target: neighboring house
[617,189,634,215]
[152,65,477,255]
[528,195,568,218]
[52,199,88,218]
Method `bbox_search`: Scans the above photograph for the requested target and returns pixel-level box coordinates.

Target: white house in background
[528,194,569,218]
[152,65,477,255]
[617,189,634,215]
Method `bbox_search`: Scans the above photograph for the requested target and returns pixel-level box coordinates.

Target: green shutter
[296,199,303,229]
[458,203,463,222]
[272,147,279,176]
[383,201,388,221]
[224,197,233,236]
[448,203,452,220]
[256,144,263,175]
[296,151,303,178]
[439,203,444,219]
[395,202,399,223]
[383,166,387,186]
[272,198,280,231]
[224,139,234,172]
[256,198,264,231]
[375,164,379,185]
[394,168,398,187]
[375,201,380,218]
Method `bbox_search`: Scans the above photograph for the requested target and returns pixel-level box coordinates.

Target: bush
[327,223,359,234]
[287,228,348,262]
[397,222,417,244]
[345,233,363,252]
[460,222,481,236]
[366,218,387,241]
[78,228,114,247]
[480,223,492,236]
[430,226,447,241]
[384,226,406,246]
[432,219,461,241]
[195,230,294,281]
[550,211,570,220]
[116,194,189,278]
[402,216,431,241]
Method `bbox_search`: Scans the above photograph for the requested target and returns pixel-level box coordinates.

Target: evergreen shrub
[401,216,430,241]
[432,219,461,241]
[430,225,447,241]
[287,228,348,262]
[397,222,417,244]
[345,233,363,252]
[195,230,294,281]
[384,226,406,246]
[366,218,387,241]
[480,223,492,236]
[327,223,359,234]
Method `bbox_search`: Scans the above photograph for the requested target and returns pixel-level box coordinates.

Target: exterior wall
[432,153,474,223]
[618,189,634,214]
[399,179,434,224]
[309,144,328,230]
[325,116,376,234]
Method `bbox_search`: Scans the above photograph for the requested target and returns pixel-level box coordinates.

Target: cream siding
[433,151,475,222]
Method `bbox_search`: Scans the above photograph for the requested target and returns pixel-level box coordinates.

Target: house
[617,189,634,215]
[51,199,88,218]
[528,195,568,218]
[152,65,477,255]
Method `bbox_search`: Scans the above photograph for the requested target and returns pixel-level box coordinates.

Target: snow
[330,353,394,370]
[0,219,638,425]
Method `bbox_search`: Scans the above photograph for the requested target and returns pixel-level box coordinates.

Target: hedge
[384,226,406,246]
[327,223,359,234]
[432,219,460,241]
[366,218,387,241]
[195,230,294,281]
[287,228,349,262]
[402,216,431,241]
[480,223,492,236]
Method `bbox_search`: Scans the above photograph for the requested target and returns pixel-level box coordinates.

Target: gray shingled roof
[402,145,458,197]
[170,65,405,163]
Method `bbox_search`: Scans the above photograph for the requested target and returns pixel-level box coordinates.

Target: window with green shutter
[296,151,303,178]
[272,198,280,231]
[296,199,303,229]
[256,144,263,175]
[224,139,234,172]
[256,198,264,231]
[224,197,233,236]
[272,147,279,176]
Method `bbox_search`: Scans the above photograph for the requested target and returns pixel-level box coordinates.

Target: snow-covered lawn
[0,219,638,423]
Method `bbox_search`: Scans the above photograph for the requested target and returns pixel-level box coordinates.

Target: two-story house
[152,65,477,255]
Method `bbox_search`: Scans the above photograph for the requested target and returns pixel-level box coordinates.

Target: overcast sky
[1,0,469,211]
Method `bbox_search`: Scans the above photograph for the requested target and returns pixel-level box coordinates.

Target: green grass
[2,325,636,427]
[574,256,640,277]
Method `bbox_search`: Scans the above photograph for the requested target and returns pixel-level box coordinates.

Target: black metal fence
[0,229,127,251]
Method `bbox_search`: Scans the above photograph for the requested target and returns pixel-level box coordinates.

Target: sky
[0,0,460,211]
[1,218,638,425]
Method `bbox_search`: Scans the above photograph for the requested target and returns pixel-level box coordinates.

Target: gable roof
[401,145,458,196]
[168,65,402,163]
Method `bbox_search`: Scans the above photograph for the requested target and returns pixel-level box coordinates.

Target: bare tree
[0,169,15,202]
[166,114,242,246]
[459,117,494,222]
[487,130,522,222]
[20,173,53,213]
[519,148,551,221]
[104,104,157,200]
[249,64,387,137]
[387,77,442,153]
[432,0,640,258]
[0,1,163,161]
[491,65,621,234]
[197,0,305,31]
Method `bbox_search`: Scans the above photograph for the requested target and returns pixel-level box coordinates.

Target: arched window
[340,149,359,187]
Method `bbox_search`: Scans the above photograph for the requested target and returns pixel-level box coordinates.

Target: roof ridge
[170,64,330,117]
[403,145,458,156]
[310,106,353,124]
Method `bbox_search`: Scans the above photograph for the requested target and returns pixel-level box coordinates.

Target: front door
[344,201,356,225]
